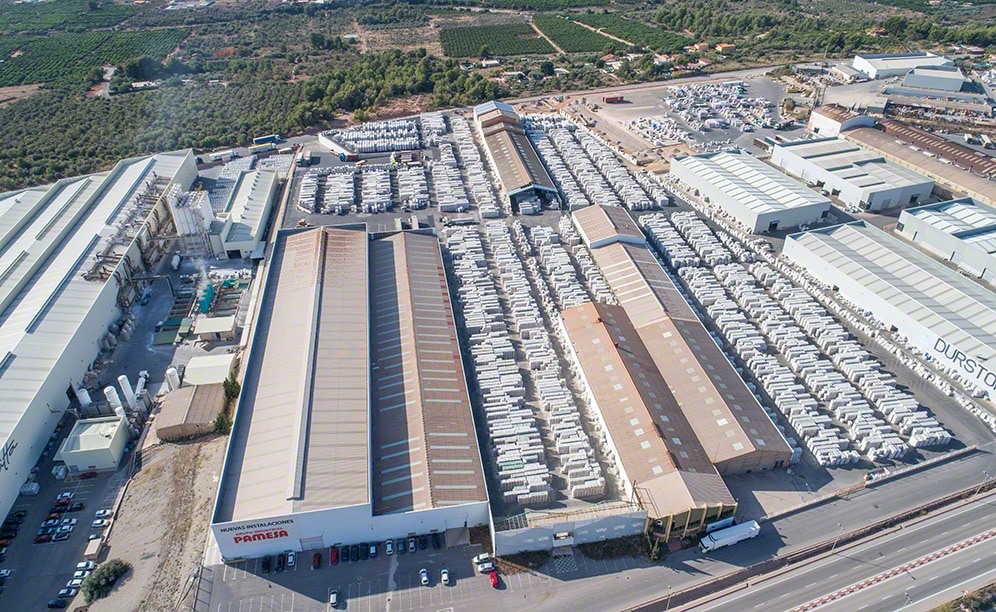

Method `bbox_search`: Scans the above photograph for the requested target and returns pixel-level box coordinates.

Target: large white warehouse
[898,198,996,285]
[671,149,831,233]
[210,225,489,560]
[771,138,934,211]
[784,221,996,395]
[0,150,196,520]
[852,52,953,79]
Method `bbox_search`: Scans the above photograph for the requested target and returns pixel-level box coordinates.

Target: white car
[478,561,495,574]
[67,578,84,589]
[0,569,11,578]
[57,524,74,533]
[61,518,78,526]
[56,492,73,500]
[286,551,296,567]
[472,552,491,565]
[76,561,95,571]
[94,510,114,519]
[419,568,429,586]
[385,540,394,555]
[72,570,90,580]
[329,590,339,607]
[91,519,109,529]
[441,568,450,586]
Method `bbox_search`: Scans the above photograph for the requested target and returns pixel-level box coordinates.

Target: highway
[680,496,996,612]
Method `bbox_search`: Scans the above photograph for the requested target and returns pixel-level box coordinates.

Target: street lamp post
[830,522,844,554]
[665,585,673,611]
[900,591,913,610]
[974,470,991,496]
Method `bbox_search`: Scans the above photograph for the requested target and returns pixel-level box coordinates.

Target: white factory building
[898,198,996,285]
[211,225,490,560]
[784,221,996,396]
[771,138,934,211]
[671,149,831,233]
[55,416,129,473]
[0,150,197,519]
[902,66,969,92]
[852,52,953,79]
[807,105,875,138]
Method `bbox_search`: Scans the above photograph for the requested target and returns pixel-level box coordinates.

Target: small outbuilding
[56,416,129,473]
[156,384,226,441]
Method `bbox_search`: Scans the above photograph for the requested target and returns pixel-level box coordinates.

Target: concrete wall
[494,510,648,556]
[897,211,995,284]
[212,501,490,560]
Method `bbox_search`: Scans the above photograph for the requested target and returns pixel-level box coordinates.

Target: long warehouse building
[562,301,737,537]
[784,221,996,395]
[0,150,197,520]
[473,101,558,206]
[211,226,489,560]
[572,205,794,474]
[898,198,996,285]
[671,149,831,233]
[771,137,934,211]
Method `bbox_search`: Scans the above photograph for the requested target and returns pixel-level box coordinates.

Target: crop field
[533,13,620,53]
[440,23,554,57]
[0,30,187,88]
[572,13,691,52]
[0,0,138,34]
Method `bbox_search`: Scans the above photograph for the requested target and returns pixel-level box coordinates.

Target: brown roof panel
[572,205,646,248]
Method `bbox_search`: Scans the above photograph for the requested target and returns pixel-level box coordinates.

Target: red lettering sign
[233,529,289,544]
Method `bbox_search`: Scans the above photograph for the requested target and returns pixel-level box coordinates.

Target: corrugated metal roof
[0,150,195,446]
[216,227,371,522]
[224,170,278,245]
[572,204,646,248]
[776,138,931,190]
[483,129,557,195]
[908,199,996,235]
[157,383,225,430]
[562,302,734,515]
[586,241,792,468]
[370,232,487,515]
[786,221,996,363]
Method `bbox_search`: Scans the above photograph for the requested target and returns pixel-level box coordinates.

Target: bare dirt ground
[89,435,228,612]
[0,84,42,107]
[363,25,443,56]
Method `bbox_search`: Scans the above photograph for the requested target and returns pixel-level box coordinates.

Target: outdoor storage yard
[88,436,228,612]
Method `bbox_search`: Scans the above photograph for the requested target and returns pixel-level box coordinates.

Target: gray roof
[775,138,932,190]
[786,221,996,363]
[673,150,830,214]
[0,150,195,448]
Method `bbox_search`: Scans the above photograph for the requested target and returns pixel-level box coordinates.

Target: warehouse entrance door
[300,536,324,551]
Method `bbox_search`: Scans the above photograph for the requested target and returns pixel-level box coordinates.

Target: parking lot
[0,419,127,610]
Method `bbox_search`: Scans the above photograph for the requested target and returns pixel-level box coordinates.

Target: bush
[81,558,131,604]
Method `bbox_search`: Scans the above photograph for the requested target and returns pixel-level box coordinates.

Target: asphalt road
[681,495,996,612]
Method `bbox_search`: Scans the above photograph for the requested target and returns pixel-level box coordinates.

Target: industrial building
[0,150,197,520]
[473,101,558,206]
[784,221,996,395]
[898,198,996,284]
[561,301,737,536]
[155,384,226,442]
[55,416,130,473]
[851,52,953,79]
[211,225,489,560]
[572,205,794,474]
[902,66,969,92]
[671,149,831,233]
[807,105,875,138]
[841,123,996,209]
[771,138,934,211]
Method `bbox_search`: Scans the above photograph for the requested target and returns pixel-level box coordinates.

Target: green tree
[539,60,555,76]
[81,559,131,604]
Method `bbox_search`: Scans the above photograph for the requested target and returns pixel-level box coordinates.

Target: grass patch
[929,579,996,611]
[496,550,550,574]
[578,534,655,560]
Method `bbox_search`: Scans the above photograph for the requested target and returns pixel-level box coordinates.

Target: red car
[312,553,321,570]
[54,498,70,507]
[329,546,339,565]
[80,472,99,480]
[33,535,51,544]
[0,539,10,547]
[489,571,499,589]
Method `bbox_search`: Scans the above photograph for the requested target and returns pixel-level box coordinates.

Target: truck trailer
[699,520,760,553]
[253,134,281,145]
[602,95,625,104]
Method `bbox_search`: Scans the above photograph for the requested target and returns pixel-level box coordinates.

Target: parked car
[87,534,102,541]
[47,510,64,518]
[329,590,339,608]
[56,492,73,501]
[91,519,109,529]
[0,539,12,547]
[3,516,23,525]
[441,568,450,586]
[0,531,16,540]
[472,552,492,565]
[369,542,377,558]
[329,546,339,565]
[261,556,271,574]
[349,545,359,562]
[54,499,70,507]
[419,568,429,586]
[0,569,11,577]
[66,578,83,588]
[275,554,285,572]
[80,472,98,480]
[385,540,394,555]
[286,551,295,568]
[76,561,95,571]
[42,519,60,528]
[397,538,406,555]
[62,519,77,527]
[311,552,321,570]
[47,600,69,609]
[359,542,369,560]
[58,588,77,598]
[94,510,113,519]
[418,535,427,550]
[72,570,90,580]
[478,561,495,574]
[53,532,70,542]
[56,525,73,534]
[37,527,56,536]
[431,532,441,549]
[10,511,26,519]
[490,571,499,589]
[67,503,85,513]
[408,537,416,553]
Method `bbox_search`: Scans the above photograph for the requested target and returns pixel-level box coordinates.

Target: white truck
[699,520,760,553]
